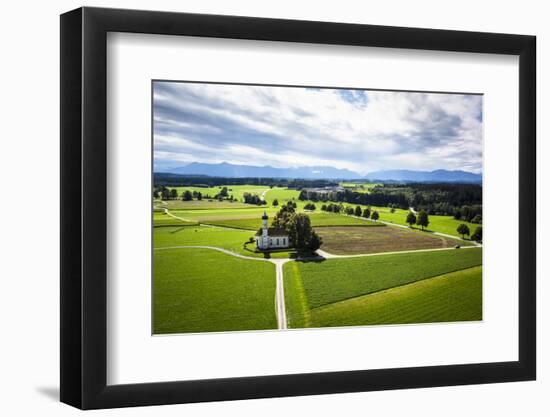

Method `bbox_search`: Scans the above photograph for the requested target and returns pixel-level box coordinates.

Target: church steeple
[261,211,268,237]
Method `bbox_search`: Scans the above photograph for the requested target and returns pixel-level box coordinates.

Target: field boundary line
[316,244,481,259]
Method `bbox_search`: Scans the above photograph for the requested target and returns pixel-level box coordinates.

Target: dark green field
[153,248,277,334]
[308,266,482,327]
[152,186,483,333]
[283,248,482,328]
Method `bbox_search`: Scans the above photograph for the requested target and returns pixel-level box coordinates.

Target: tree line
[154,173,338,189]
[300,183,482,222]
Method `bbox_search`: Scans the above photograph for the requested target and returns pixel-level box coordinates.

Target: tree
[321,204,327,211]
[371,211,379,221]
[308,231,322,251]
[471,226,482,242]
[390,207,396,213]
[197,192,202,200]
[271,202,296,228]
[218,186,229,198]
[457,223,470,239]
[170,189,178,200]
[406,211,417,227]
[355,206,362,217]
[161,188,170,200]
[416,210,429,230]
[272,199,279,207]
[286,213,321,252]
[362,207,371,218]
[182,190,193,201]
[345,206,354,215]
[471,214,482,224]
[153,190,159,199]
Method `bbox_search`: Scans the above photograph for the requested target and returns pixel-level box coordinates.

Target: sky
[153,81,483,175]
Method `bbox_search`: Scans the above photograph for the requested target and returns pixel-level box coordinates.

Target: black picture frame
[60,6,536,410]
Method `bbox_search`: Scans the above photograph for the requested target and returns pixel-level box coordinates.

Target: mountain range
[161,162,482,183]
[166,162,361,180]
[366,169,482,183]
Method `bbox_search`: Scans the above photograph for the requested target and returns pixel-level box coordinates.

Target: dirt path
[272,259,289,329]
[161,208,250,232]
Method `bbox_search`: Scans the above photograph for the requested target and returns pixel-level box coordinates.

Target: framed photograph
[60,7,536,409]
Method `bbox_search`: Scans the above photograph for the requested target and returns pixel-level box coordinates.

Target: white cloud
[153,82,483,174]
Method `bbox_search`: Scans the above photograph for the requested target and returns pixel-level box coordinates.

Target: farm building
[255,212,290,250]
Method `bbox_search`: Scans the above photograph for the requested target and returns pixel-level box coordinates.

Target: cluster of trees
[453,205,482,223]
[153,185,239,202]
[301,183,482,220]
[303,203,316,211]
[405,210,430,230]
[153,186,178,201]
[320,203,343,213]
[405,210,482,242]
[456,224,483,242]
[154,173,338,189]
[271,202,322,252]
[243,192,267,206]
[320,203,379,220]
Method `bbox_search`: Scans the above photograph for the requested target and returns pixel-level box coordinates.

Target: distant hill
[366,169,482,183]
[166,162,363,180]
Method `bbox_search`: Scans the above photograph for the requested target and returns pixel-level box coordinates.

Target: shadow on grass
[294,251,326,263]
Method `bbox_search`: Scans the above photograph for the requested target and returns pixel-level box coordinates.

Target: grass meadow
[308,266,482,327]
[153,248,277,334]
[152,185,483,334]
[283,248,482,327]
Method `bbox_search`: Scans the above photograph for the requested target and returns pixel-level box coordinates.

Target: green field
[158,184,479,239]
[154,225,295,259]
[153,182,483,333]
[283,248,482,327]
[153,211,198,227]
[169,185,270,202]
[263,187,300,205]
[370,206,479,239]
[196,210,386,230]
[157,199,253,210]
[339,182,380,193]
[307,266,482,327]
[154,248,276,333]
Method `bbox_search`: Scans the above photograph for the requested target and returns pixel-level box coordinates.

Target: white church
[255,212,290,250]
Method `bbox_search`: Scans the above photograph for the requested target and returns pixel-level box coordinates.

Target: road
[272,259,289,329]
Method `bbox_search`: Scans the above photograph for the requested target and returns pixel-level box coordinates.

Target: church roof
[256,227,288,236]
